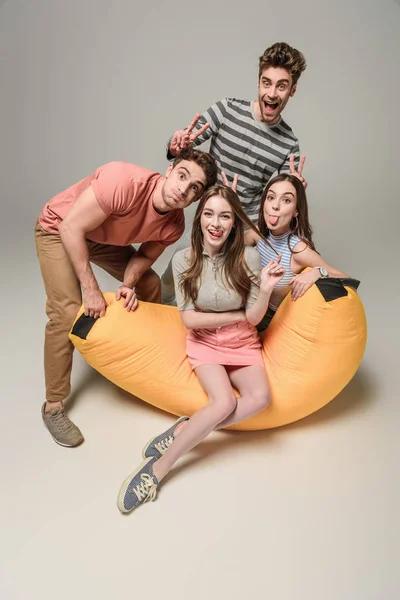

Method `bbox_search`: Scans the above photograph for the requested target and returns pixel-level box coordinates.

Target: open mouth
[263,101,279,114]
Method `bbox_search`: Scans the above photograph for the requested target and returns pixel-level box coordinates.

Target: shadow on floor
[281,364,377,431]
[80,362,375,482]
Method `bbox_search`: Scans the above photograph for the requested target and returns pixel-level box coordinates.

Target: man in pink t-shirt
[35,148,217,448]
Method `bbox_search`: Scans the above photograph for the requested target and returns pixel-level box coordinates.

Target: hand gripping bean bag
[69,277,367,431]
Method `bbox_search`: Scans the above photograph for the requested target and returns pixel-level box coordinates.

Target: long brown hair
[179,185,262,310]
[258,174,316,253]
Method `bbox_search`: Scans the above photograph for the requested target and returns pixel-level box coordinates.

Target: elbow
[181,310,201,329]
[58,219,85,244]
[58,219,73,237]
[58,220,70,242]
[181,313,193,329]
[248,318,259,327]
[137,249,156,264]
[245,311,259,327]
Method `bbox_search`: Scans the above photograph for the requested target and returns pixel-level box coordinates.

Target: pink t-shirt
[38,162,185,247]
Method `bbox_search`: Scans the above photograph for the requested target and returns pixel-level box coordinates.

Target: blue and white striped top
[256,230,301,310]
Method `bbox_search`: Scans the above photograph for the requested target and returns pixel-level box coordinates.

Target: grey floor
[0,239,397,600]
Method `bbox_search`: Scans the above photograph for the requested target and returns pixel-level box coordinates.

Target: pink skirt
[186,321,264,369]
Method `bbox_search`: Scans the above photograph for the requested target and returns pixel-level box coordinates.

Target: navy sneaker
[117,457,159,514]
[142,416,189,459]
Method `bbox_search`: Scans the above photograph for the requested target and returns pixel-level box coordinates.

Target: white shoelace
[154,435,174,455]
[133,473,158,503]
[51,409,74,433]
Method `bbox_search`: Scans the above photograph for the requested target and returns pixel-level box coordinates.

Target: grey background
[0,1,399,599]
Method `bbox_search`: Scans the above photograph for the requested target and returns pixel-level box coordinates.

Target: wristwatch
[315,267,329,279]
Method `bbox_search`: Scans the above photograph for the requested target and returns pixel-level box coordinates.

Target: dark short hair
[259,42,307,85]
[172,148,217,189]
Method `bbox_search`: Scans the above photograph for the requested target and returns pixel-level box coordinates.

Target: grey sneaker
[142,416,189,459]
[117,457,159,514]
[41,402,84,447]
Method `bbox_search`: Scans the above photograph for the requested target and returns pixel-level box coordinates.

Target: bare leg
[215,365,270,429]
[172,364,270,435]
[152,364,237,482]
[153,364,270,480]
[152,364,270,482]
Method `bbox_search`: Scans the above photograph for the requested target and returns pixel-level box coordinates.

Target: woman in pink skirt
[117,184,284,513]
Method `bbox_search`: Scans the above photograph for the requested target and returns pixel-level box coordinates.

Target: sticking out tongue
[269,215,279,225]
[210,230,223,238]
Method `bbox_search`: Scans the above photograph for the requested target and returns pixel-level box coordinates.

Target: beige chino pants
[34,221,161,401]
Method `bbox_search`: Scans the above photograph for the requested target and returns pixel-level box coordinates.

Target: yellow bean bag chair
[69,277,367,431]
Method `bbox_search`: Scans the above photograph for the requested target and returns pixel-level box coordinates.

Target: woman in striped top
[245,174,349,330]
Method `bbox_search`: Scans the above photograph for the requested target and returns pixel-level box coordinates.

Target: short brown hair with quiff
[259,42,307,85]
[173,148,217,190]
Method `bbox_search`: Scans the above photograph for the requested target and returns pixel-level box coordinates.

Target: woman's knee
[209,394,238,422]
[249,389,271,412]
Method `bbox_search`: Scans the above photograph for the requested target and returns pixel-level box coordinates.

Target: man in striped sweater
[162,41,307,304]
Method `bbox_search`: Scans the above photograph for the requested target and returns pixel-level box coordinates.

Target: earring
[292,216,299,230]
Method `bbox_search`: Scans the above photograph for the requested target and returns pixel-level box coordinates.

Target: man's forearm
[123,252,156,288]
[59,222,99,292]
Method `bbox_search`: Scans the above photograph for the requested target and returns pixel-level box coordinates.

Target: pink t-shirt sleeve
[90,162,137,215]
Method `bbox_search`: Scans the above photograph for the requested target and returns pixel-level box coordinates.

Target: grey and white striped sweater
[168,98,300,222]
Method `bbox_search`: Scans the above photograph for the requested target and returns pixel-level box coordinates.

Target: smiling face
[263,180,298,235]
[160,160,207,211]
[200,194,235,255]
[255,66,296,125]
